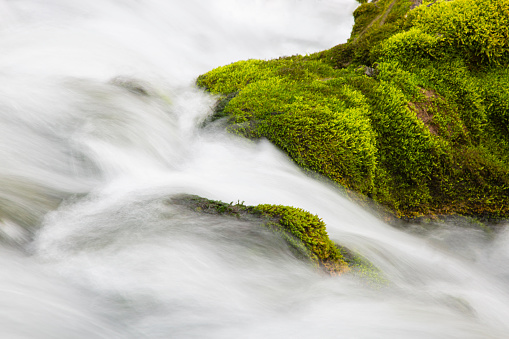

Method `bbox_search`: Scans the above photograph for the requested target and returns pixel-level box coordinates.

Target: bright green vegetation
[171,194,349,274]
[255,204,348,273]
[198,59,378,195]
[197,0,509,220]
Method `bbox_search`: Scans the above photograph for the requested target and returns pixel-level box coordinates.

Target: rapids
[1,0,509,338]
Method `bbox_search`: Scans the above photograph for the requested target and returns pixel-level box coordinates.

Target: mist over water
[1,0,509,338]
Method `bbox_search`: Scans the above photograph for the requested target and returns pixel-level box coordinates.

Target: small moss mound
[198,57,378,195]
[254,204,348,273]
[197,0,509,221]
[170,194,349,274]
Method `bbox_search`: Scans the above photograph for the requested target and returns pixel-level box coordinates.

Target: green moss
[171,194,349,274]
[253,204,348,272]
[479,68,509,149]
[200,58,378,194]
[196,59,271,93]
[196,0,509,221]
[322,0,412,67]
[229,79,377,192]
[411,0,509,66]
[351,2,383,39]
[374,27,443,64]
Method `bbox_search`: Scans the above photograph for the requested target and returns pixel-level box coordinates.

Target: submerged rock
[110,76,152,96]
[170,194,350,275]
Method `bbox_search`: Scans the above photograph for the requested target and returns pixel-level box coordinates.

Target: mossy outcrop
[170,194,350,274]
[197,0,509,220]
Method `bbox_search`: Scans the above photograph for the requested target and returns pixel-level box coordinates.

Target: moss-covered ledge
[197,0,509,221]
[170,194,350,275]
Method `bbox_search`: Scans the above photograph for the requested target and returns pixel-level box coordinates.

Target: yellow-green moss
[411,0,509,66]
[196,59,271,93]
[171,194,349,274]
[196,0,509,220]
[253,204,347,272]
[200,57,378,194]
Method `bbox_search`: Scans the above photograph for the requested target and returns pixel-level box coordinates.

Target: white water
[1,0,509,338]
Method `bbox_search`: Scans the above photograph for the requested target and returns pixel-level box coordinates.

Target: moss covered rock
[170,194,349,274]
[197,0,509,221]
[198,58,378,195]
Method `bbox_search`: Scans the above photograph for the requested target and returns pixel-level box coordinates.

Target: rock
[196,0,509,221]
[169,194,350,275]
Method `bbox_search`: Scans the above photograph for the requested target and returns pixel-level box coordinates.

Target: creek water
[1,0,509,338]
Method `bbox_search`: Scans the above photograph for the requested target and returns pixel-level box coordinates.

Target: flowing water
[1,0,509,338]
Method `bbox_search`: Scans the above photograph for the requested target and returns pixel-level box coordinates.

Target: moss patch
[197,0,509,221]
[198,57,378,195]
[170,194,349,275]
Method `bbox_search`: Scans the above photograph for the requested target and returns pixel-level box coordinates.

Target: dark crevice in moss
[211,91,239,122]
